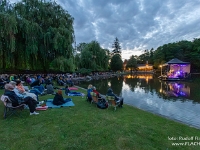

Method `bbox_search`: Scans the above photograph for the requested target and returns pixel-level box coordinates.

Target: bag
[97,99,108,109]
[36,106,48,110]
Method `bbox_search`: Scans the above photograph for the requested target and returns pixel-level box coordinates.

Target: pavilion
[161,58,190,80]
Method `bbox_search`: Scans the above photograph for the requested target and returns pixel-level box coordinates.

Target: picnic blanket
[68,87,78,90]
[68,93,85,96]
[46,99,75,108]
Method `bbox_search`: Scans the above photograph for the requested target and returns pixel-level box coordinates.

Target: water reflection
[78,74,200,128]
[162,82,190,98]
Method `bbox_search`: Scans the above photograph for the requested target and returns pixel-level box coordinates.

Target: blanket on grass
[67,93,85,96]
[68,87,78,90]
[46,99,75,108]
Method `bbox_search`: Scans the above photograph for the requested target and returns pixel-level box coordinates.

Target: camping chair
[1,95,25,119]
[106,95,120,111]
[90,92,101,104]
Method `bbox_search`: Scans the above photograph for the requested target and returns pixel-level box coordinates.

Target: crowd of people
[0,73,124,116]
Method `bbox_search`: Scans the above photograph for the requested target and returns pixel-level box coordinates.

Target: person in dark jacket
[30,78,45,93]
[107,86,123,107]
[4,84,39,115]
[53,90,66,105]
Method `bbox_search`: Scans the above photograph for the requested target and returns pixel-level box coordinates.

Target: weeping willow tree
[0,0,75,72]
[79,41,109,71]
[49,56,75,72]
[0,0,18,70]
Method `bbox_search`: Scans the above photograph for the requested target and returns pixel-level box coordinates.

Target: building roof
[164,58,190,65]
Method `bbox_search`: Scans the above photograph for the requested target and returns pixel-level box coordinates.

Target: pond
[77,74,200,129]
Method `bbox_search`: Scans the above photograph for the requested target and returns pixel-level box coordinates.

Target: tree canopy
[110,54,123,72]
[126,55,137,72]
[0,0,74,72]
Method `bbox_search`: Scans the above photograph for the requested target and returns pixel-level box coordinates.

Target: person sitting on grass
[107,86,123,107]
[53,90,70,105]
[30,77,45,94]
[4,83,40,115]
[46,81,55,94]
[65,85,82,96]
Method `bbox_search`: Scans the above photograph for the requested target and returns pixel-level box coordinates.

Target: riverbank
[0,88,200,149]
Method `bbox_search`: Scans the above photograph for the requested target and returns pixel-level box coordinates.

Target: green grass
[0,87,200,150]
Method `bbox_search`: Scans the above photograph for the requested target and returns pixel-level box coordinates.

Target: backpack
[97,99,108,109]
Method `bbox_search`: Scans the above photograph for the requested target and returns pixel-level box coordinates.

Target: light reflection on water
[78,74,200,129]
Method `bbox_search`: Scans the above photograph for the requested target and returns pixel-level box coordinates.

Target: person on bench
[4,84,39,115]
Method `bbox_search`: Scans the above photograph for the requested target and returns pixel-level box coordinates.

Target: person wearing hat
[4,83,39,115]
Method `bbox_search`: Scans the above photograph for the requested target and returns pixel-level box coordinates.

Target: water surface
[78,74,200,129]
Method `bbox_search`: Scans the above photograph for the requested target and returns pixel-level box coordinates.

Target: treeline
[0,0,118,74]
[1,0,200,73]
[135,39,200,72]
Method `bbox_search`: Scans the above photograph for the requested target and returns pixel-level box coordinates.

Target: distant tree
[110,54,123,71]
[112,37,121,55]
[79,41,109,71]
[126,55,137,72]
[76,43,87,53]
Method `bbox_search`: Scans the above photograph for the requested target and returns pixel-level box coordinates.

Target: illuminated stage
[159,58,190,81]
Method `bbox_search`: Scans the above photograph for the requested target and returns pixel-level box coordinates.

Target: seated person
[30,78,45,93]
[57,77,66,86]
[107,86,123,107]
[66,77,74,87]
[0,77,7,88]
[46,81,55,94]
[53,90,69,105]
[15,80,38,101]
[65,85,82,96]
[4,84,39,115]
[26,76,32,85]
[92,86,106,101]
[92,86,103,99]
[87,84,93,102]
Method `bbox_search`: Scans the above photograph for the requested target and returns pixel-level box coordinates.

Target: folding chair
[1,95,25,119]
[106,95,120,111]
[90,92,101,104]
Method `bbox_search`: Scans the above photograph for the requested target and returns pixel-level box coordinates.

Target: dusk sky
[10,0,200,60]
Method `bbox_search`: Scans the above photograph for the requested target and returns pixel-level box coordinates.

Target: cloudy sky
[10,0,200,60]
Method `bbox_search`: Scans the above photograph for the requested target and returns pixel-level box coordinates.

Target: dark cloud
[10,0,200,59]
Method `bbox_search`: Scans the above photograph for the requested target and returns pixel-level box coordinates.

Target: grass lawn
[0,86,200,150]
